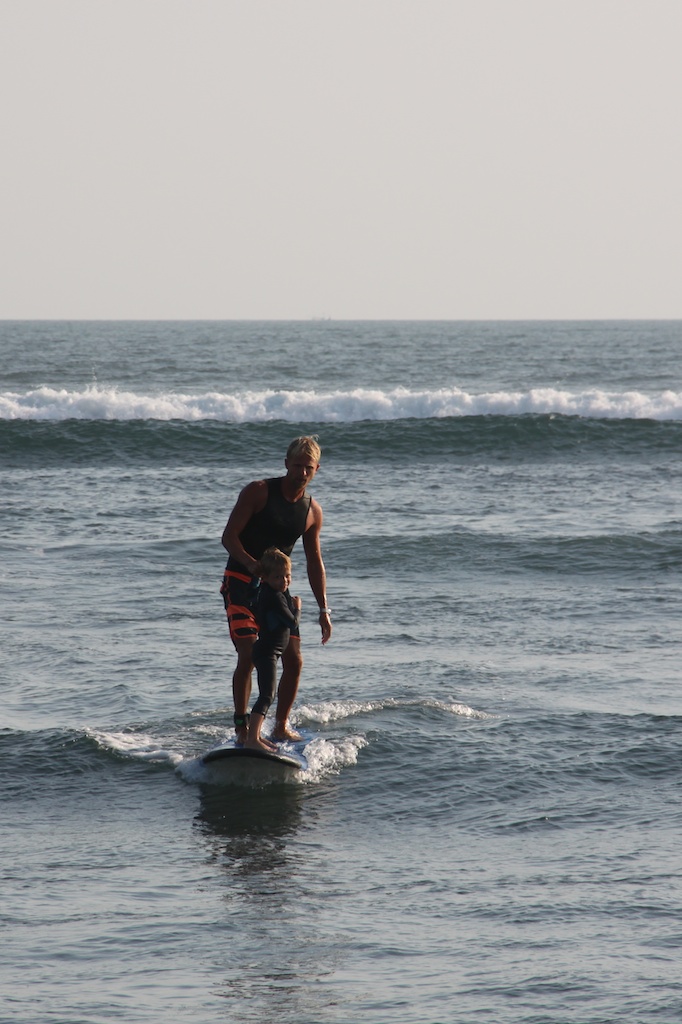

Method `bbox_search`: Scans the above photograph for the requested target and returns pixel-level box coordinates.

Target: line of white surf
[2,384,682,421]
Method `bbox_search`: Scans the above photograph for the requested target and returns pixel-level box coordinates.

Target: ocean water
[1,319,682,1024]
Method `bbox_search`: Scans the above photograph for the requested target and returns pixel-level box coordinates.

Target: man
[221,436,332,743]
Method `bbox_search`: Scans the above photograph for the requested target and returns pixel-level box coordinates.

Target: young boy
[245,547,302,752]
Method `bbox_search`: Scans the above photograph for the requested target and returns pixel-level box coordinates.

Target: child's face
[265,568,291,592]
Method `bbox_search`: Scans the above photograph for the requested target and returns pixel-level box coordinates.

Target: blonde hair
[258,546,292,578]
[287,435,321,464]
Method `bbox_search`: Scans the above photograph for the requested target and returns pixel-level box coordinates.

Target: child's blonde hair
[258,546,292,578]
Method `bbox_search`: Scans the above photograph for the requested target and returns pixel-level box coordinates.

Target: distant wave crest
[2,384,682,421]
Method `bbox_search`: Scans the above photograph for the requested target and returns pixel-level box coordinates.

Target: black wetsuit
[229,477,311,574]
[251,583,300,717]
[221,477,311,639]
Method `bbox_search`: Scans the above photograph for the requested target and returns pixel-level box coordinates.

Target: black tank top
[228,477,311,575]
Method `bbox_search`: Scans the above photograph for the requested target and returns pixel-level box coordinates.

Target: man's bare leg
[272,639,303,741]
[232,636,255,743]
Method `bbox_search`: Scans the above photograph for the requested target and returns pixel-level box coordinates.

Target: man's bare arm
[302,500,332,644]
[221,480,268,575]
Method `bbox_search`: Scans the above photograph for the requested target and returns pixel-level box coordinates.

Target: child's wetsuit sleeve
[276,590,300,628]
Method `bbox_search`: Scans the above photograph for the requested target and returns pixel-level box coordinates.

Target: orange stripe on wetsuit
[221,569,259,640]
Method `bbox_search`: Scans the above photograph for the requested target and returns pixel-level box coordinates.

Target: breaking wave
[2,384,682,422]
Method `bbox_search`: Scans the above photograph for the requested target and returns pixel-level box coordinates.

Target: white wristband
[318,607,332,615]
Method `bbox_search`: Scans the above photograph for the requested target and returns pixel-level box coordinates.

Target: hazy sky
[1,0,681,320]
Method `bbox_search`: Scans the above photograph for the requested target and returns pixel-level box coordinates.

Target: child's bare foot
[245,736,277,753]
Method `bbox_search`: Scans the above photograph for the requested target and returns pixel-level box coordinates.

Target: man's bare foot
[245,736,278,753]
[272,723,302,743]
[235,726,248,746]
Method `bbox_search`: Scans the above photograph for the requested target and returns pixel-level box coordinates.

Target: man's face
[285,456,319,487]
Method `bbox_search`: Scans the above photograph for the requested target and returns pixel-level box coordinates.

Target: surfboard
[202,744,306,771]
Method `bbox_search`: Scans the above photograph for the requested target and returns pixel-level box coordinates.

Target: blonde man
[221,436,332,743]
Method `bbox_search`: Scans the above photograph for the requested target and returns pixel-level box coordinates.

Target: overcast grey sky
[1,0,680,320]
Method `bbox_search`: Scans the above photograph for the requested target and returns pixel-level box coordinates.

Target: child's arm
[275,590,300,628]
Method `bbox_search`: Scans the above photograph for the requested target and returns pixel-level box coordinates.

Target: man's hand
[319,609,332,645]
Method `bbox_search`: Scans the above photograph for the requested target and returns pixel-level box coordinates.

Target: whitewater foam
[2,385,682,421]
[86,728,184,765]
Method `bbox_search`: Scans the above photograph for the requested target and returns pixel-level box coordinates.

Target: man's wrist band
[319,607,332,615]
